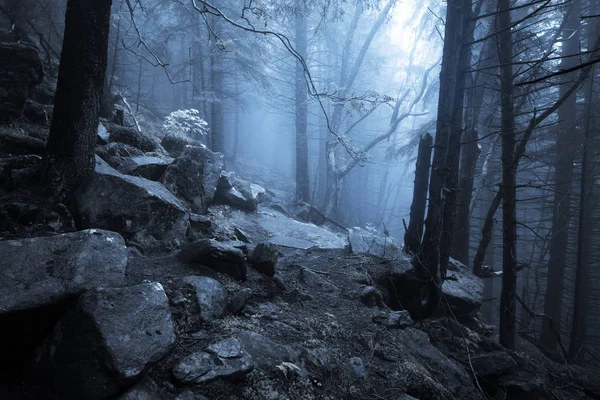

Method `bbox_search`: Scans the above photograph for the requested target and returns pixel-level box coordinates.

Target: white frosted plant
[162,109,209,139]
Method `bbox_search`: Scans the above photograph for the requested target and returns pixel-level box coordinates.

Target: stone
[0,43,43,121]
[232,329,297,368]
[214,172,266,212]
[386,310,414,329]
[172,337,254,384]
[102,121,162,153]
[360,286,385,307]
[160,135,204,157]
[470,351,517,377]
[441,268,484,319]
[229,288,253,314]
[182,276,228,321]
[76,156,190,253]
[0,229,127,373]
[117,377,163,400]
[497,373,546,399]
[23,100,52,124]
[177,238,247,281]
[161,146,223,213]
[0,130,46,155]
[129,155,173,181]
[0,229,127,314]
[349,357,367,378]
[348,226,400,258]
[248,242,278,277]
[303,348,332,371]
[34,283,176,400]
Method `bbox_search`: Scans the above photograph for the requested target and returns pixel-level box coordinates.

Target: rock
[497,373,546,399]
[441,268,484,319]
[303,348,332,371]
[233,227,250,243]
[214,172,266,212]
[160,134,204,157]
[349,357,367,378]
[0,229,127,373]
[161,146,223,213]
[396,395,418,400]
[34,283,175,400]
[175,390,200,400]
[23,100,52,124]
[172,337,254,384]
[182,276,228,321]
[117,377,164,400]
[0,229,126,314]
[348,226,400,258]
[257,302,280,320]
[97,122,110,144]
[298,268,339,293]
[229,288,253,314]
[232,329,297,368]
[386,310,414,329]
[0,130,46,155]
[0,42,43,121]
[102,121,162,153]
[177,238,247,280]
[129,156,173,181]
[76,156,190,253]
[360,286,385,307]
[470,351,517,377]
[248,242,278,277]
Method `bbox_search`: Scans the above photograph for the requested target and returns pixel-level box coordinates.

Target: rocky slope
[0,41,599,400]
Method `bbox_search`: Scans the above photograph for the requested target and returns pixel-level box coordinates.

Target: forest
[1,0,600,399]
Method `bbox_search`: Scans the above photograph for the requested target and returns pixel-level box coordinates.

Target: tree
[295,3,310,202]
[496,0,517,350]
[417,0,470,317]
[540,0,581,350]
[42,0,113,200]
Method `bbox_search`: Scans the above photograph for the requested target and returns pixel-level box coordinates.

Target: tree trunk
[295,6,310,202]
[568,13,596,360]
[418,0,467,317]
[540,0,581,351]
[100,15,120,119]
[43,0,113,201]
[210,34,225,155]
[404,133,433,255]
[497,0,517,350]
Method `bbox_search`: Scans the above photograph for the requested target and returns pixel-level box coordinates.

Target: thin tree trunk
[43,0,113,201]
[497,0,517,349]
[568,15,596,359]
[405,133,433,255]
[295,6,309,202]
[540,0,581,350]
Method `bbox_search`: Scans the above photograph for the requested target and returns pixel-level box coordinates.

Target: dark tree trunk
[43,0,113,201]
[568,12,596,360]
[540,0,581,351]
[452,127,480,264]
[210,36,225,155]
[497,0,517,350]
[295,6,310,202]
[418,0,468,317]
[100,15,120,119]
[405,133,433,255]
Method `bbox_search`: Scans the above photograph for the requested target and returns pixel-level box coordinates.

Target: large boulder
[441,259,484,319]
[248,242,278,277]
[0,43,44,121]
[214,172,266,212]
[33,283,176,400]
[177,238,247,280]
[0,229,127,370]
[0,229,127,314]
[161,146,223,213]
[76,156,190,252]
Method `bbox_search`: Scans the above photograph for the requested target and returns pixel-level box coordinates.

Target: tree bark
[418,0,467,317]
[295,6,310,202]
[497,0,517,350]
[43,0,113,201]
[540,0,581,351]
[568,9,596,360]
[404,133,433,255]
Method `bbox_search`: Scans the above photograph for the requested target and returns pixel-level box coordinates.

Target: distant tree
[42,0,113,200]
[295,1,310,202]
